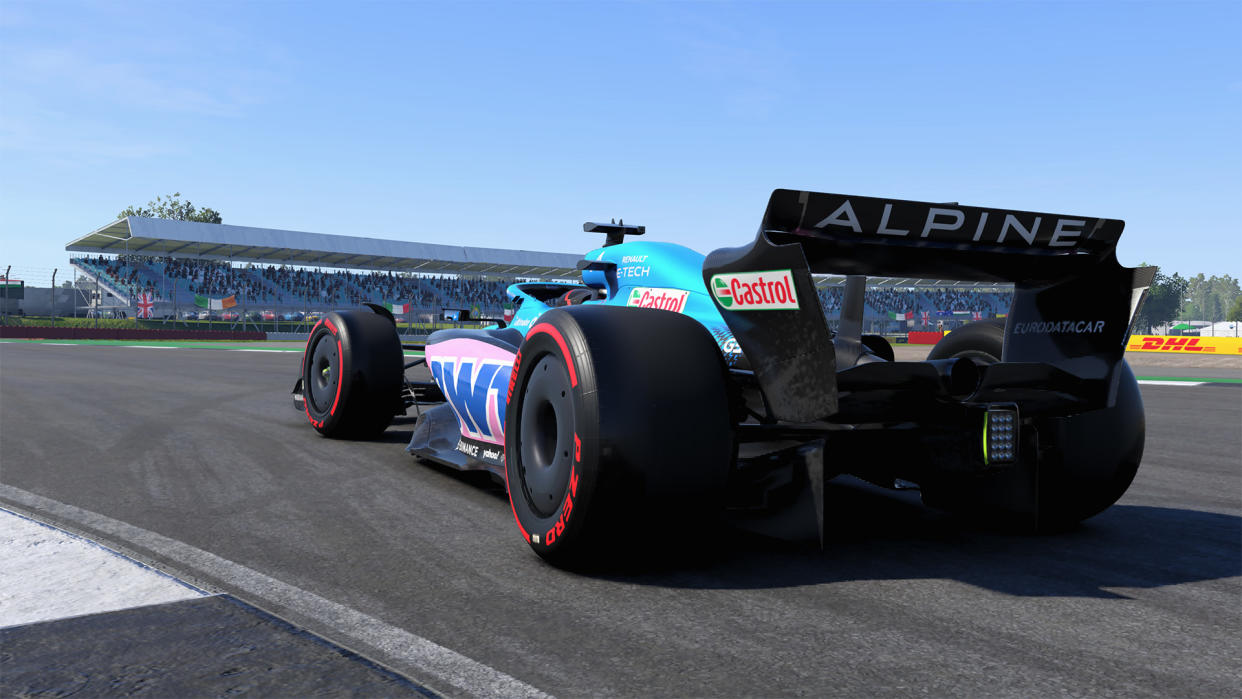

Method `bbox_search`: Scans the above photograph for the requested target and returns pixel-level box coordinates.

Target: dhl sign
[1126,335,1242,354]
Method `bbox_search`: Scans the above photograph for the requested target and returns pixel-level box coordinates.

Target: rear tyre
[504,305,734,567]
[926,319,1005,364]
[301,309,403,439]
[1036,361,1144,530]
[922,320,1144,531]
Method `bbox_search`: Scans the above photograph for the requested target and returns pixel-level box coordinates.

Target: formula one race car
[293,190,1153,567]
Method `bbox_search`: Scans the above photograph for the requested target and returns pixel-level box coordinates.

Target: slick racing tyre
[1036,361,1144,530]
[923,320,1144,531]
[301,309,403,439]
[504,305,733,568]
[926,319,1005,364]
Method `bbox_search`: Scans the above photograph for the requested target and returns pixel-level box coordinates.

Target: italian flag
[385,302,409,314]
[887,311,913,320]
[195,294,237,310]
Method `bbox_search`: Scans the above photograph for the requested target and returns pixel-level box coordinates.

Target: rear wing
[759,189,1125,282]
[704,189,1155,422]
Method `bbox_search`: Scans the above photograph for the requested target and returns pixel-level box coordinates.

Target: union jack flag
[921,310,930,323]
[136,291,154,319]
[972,311,982,321]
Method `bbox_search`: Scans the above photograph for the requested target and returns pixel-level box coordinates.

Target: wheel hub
[518,355,574,518]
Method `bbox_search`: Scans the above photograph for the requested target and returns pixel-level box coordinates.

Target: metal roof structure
[66,217,583,278]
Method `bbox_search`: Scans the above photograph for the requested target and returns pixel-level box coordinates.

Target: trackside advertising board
[1126,335,1242,354]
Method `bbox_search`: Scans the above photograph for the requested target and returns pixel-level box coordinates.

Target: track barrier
[1126,335,1242,354]
[0,326,266,341]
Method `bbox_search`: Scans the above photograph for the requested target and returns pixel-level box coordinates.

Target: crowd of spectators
[815,285,1009,318]
[74,255,1011,322]
[73,255,514,314]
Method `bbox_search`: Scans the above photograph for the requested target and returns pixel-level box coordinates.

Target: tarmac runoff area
[0,339,1239,696]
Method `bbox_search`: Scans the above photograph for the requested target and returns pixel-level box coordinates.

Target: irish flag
[385,302,409,314]
[195,294,236,310]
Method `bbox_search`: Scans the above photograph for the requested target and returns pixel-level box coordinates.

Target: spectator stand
[64,217,1014,338]
[814,275,1014,336]
[66,216,582,334]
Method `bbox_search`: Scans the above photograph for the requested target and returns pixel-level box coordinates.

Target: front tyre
[301,309,403,439]
[504,306,734,567]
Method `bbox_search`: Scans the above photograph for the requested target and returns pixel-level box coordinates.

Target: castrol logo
[626,287,689,313]
[710,270,800,310]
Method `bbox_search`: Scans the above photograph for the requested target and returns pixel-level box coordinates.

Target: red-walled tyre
[504,305,734,567]
[301,309,402,439]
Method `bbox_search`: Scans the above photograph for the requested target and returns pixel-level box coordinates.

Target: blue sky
[2,0,1239,286]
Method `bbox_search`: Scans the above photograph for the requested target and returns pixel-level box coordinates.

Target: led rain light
[984,406,1019,465]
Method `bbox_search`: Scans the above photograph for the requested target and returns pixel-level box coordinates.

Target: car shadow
[595,478,1242,598]
[384,418,1239,598]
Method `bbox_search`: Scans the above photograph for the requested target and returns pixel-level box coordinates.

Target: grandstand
[814,276,1013,333]
[62,216,1014,331]
[65,217,582,321]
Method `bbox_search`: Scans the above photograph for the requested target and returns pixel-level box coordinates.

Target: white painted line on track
[0,484,549,699]
[1137,380,1207,386]
[0,507,205,629]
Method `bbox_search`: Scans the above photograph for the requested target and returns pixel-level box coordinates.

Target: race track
[2,341,1239,697]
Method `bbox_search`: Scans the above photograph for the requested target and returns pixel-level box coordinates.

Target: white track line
[1137,380,1206,386]
[0,484,548,699]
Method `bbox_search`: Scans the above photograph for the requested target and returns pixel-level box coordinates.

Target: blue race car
[294,189,1153,568]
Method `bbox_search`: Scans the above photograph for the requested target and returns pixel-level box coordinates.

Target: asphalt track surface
[2,341,1239,696]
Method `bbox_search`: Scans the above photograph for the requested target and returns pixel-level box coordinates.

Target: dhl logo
[1126,336,1242,354]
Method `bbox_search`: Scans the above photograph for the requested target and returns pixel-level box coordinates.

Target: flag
[952,310,972,317]
[195,294,237,310]
[385,302,409,314]
[921,310,930,322]
[887,311,913,320]
[503,302,515,323]
[972,311,982,321]
[136,292,154,319]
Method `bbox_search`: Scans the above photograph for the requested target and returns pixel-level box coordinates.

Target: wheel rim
[518,354,575,518]
[306,330,340,414]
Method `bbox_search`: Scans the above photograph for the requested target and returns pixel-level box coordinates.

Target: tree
[118,193,222,223]
[1182,273,1240,322]
[1228,296,1242,323]
[1133,269,1188,333]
